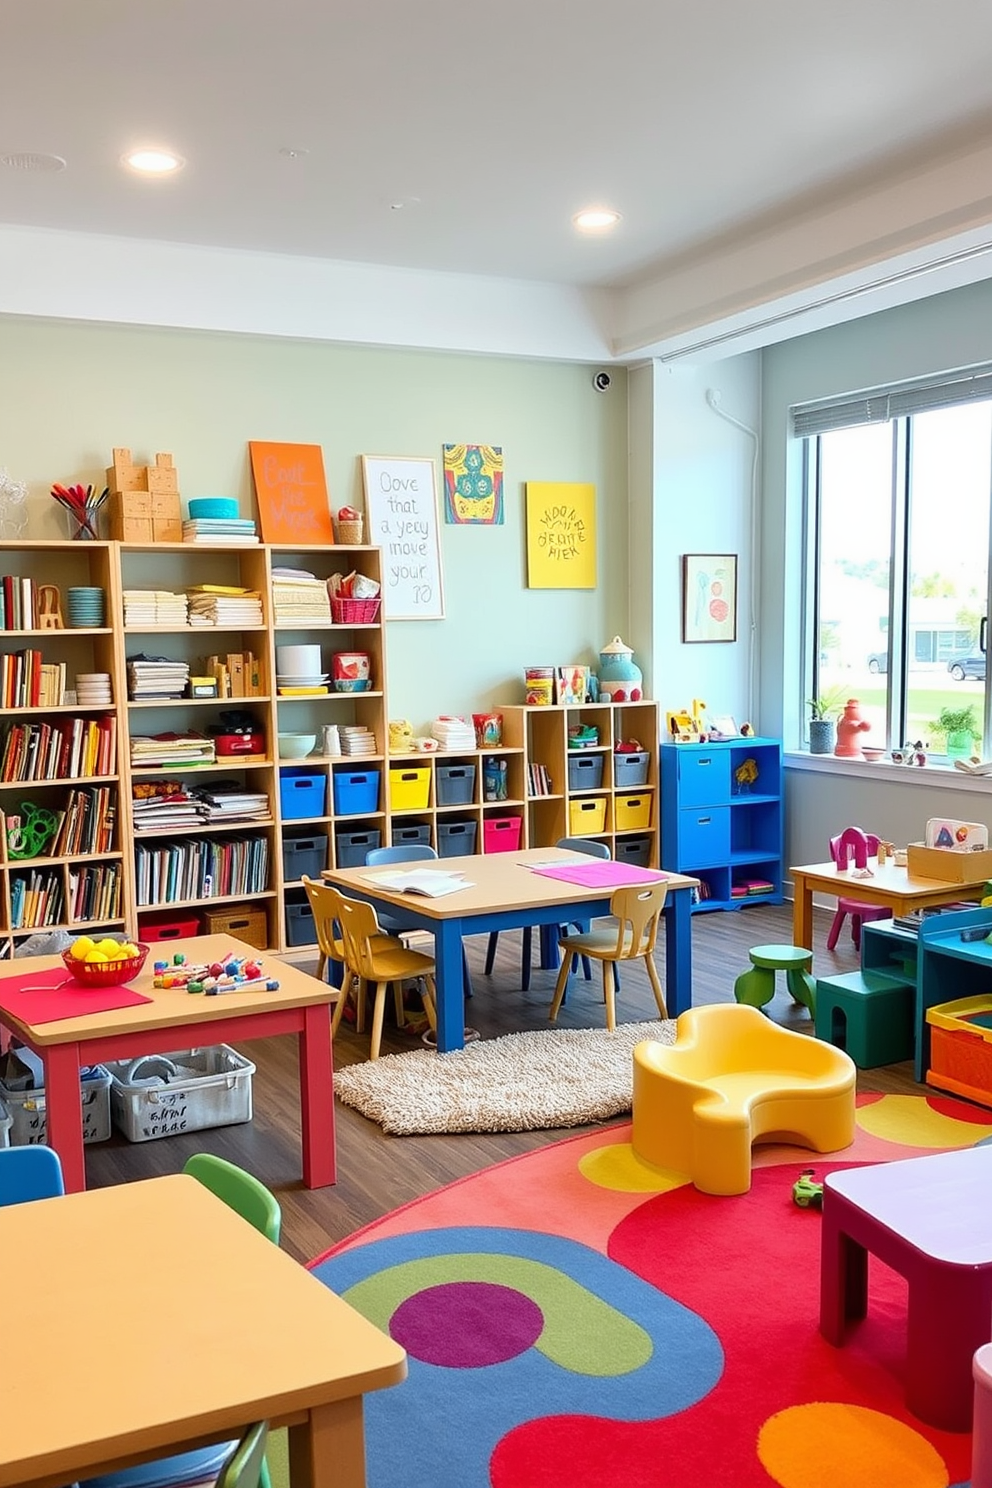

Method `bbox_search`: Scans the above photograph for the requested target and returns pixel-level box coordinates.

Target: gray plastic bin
[614,750,650,787]
[282,833,329,882]
[615,834,653,868]
[335,828,382,868]
[105,1046,254,1142]
[284,897,317,946]
[391,823,431,847]
[437,820,478,858]
[436,763,476,805]
[567,753,605,790]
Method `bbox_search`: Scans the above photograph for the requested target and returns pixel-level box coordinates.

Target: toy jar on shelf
[835,698,871,758]
[598,636,642,702]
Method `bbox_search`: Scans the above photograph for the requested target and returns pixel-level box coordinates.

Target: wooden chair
[334,891,438,1060]
[548,880,668,1030]
[365,844,474,997]
[302,874,347,986]
[827,830,888,951]
[484,836,610,989]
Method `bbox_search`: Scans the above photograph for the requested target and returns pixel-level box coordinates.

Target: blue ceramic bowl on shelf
[187,497,239,520]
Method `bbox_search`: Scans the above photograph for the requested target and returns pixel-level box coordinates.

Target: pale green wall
[0,315,630,728]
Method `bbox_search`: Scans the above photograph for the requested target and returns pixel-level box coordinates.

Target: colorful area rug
[310,1093,992,1488]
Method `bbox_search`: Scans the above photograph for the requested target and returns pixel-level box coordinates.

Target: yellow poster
[526,482,596,588]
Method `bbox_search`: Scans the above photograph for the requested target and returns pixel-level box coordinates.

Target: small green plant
[807,688,845,721]
[930,703,980,740]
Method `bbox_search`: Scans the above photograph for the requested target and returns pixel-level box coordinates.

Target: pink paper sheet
[530,861,669,889]
[0,965,153,1024]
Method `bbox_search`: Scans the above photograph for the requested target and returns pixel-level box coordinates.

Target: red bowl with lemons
[62,937,149,988]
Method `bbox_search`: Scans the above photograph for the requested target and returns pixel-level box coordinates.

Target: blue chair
[0,1145,64,1206]
[484,837,611,990]
[366,844,474,998]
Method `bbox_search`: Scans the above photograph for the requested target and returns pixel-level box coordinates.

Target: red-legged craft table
[820,1144,992,1431]
[0,934,337,1193]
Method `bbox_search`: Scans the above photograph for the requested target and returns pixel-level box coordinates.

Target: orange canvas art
[248,441,334,544]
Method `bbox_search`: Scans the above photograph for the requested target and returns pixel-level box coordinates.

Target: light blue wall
[0,314,630,729]
[761,278,992,868]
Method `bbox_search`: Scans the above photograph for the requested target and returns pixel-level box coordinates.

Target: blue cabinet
[660,738,784,912]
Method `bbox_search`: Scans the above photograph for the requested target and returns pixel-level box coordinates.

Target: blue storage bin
[333,769,381,816]
[279,770,327,821]
[336,828,382,867]
[437,820,478,858]
[284,897,316,947]
[567,753,605,791]
[282,833,328,881]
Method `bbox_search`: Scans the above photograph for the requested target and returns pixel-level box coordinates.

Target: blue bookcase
[660,738,784,912]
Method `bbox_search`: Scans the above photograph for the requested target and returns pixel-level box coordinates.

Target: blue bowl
[188,497,239,520]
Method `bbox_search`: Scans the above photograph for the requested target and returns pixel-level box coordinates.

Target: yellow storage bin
[389,766,432,811]
[568,797,607,835]
[615,792,652,830]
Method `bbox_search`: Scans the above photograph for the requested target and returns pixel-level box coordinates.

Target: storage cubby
[660,737,784,912]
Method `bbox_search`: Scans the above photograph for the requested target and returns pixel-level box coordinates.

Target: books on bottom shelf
[362,868,474,898]
[135,834,269,906]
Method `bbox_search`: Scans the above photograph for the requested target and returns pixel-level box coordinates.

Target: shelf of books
[0,542,127,953]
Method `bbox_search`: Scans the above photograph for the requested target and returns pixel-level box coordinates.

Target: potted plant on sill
[807,690,845,755]
[930,702,980,762]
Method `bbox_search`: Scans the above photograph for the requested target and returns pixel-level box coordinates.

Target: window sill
[783,750,992,790]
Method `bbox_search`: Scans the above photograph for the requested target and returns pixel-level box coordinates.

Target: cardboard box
[906,842,992,882]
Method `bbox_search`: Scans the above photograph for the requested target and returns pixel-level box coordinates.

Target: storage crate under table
[0,1052,112,1146]
[926,994,992,1107]
[104,1045,255,1142]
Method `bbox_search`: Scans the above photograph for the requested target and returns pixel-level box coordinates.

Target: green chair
[733,943,816,1017]
[183,1152,282,1244]
[217,1423,269,1488]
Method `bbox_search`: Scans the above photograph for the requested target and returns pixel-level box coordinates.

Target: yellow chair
[548,880,669,1031]
[334,890,438,1061]
[302,876,348,986]
[631,1003,856,1196]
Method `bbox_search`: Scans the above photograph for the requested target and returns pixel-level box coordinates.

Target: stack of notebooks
[339,725,377,756]
[181,517,259,544]
[129,732,216,769]
[431,716,476,750]
[191,786,270,824]
[131,781,203,833]
[123,590,189,627]
[126,654,190,700]
[271,568,333,624]
[187,586,264,627]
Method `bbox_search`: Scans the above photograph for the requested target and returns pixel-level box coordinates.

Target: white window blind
[793,367,992,438]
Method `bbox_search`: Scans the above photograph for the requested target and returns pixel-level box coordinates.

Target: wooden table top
[0,934,334,1047]
[324,847,698,921]
[788,859,985,895]
[0,1175,406,1488]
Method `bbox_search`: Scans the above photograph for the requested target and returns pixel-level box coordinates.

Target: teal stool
[734,944,816,1017]
[814,968,915,1067]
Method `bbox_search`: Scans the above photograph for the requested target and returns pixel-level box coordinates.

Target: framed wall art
[682,553,738,643]
[362,454,445,620]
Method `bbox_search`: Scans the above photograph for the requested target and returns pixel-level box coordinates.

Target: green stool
[814,968,915,1067]
[734,943,816,1017]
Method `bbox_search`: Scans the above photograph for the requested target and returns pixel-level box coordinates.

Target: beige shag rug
[333,1019,676,1135]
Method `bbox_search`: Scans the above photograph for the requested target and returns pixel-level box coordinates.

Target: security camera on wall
[592,371,611,392]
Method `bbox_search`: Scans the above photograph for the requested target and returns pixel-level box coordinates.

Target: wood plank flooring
[84,902,923,1262]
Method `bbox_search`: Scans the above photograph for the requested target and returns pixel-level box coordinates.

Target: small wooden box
[906,842,992,882]
[152,518,183,542]
[200,903,269,950]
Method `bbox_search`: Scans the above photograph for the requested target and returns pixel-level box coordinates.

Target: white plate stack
[339,725,376,756]
[75,672,113,706]
[275,643,328,694]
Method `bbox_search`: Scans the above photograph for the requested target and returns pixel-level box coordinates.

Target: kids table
[0,933,337,1194]
[323,846,699,1052]
[789,858,986,950]
[0,1174,405,1488]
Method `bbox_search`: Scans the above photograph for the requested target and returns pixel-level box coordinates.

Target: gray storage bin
[285,897,317,946]
[436,763,476,805]
[615,834,653,868]
[391,823,431,847]
[567,752,605,790]
[0,1060,112,1146]
[335,828,382,867]
[614,750,650,787]
[437,819,478,858]
[105,1045,255,1142]
[282,832,329,882]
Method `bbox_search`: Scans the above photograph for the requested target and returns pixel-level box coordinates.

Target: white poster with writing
[362,455,446,620]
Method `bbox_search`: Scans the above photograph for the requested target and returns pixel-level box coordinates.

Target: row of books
[67,862,122,922]
[3,787,115,860]
[10,869,65,929]
[0,716,118,783]
[527,762,554,796]
[0,576,43,631]
[135,834,269,907]
[202,651,263,698]
[0,649,56,709]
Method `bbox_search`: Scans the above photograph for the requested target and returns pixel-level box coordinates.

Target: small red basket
[331,597,381,624]
[61,941,150,988]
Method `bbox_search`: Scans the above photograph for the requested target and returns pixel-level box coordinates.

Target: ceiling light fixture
[0,152,66,173]
[122,148,185,176]
[573,207,621,232]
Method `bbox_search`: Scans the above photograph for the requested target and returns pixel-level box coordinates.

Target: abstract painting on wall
[442,444,504,524]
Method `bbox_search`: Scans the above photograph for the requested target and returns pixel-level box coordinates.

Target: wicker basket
[337,518,364,545]
[330,596,381,623]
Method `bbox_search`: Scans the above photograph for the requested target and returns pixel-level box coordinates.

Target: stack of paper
[126,654,190,700]
[182,518,259,545]
[123,590,189,627]
[129,732,216,768]
[339,725,377,756]
[187,588,264,627]
[271,568,333,623]
[131,783,203,832]
[191,787,270,824]
[432,716,476,750]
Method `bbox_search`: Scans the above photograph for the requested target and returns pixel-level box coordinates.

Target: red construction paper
[530,861,669,889]
[0,965,153,1024]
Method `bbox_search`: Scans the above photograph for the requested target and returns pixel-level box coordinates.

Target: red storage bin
[483,815,522,853]
[139,911,202,943]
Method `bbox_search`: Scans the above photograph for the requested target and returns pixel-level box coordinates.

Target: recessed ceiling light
[0,152,66,173]
[573,207,622,232]
[390,196,421,211]
[278,147,309,159]
[121,148,185,176]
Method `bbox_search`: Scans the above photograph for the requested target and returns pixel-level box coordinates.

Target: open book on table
[362,868,474,898]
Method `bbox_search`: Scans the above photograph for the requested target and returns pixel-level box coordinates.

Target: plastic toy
[151,954,273,994]
[793,1168,824,1209]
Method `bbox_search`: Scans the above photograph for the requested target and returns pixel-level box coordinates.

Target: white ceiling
[5,1,992,358]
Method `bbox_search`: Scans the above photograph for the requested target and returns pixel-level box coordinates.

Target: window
[799,379,992,759]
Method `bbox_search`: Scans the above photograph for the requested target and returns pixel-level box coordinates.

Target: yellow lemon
[85,949,109,963]
[98,938,124,956]
[120,943,139,958]
[70,936,95,960]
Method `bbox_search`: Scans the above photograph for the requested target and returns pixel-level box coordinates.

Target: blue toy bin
[279,770,327,820]
[333,769,381,816]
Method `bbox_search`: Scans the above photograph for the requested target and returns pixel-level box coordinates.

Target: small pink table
[820,1145,992,1432]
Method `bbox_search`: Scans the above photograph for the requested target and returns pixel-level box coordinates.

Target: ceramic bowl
[278,733,317,759]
